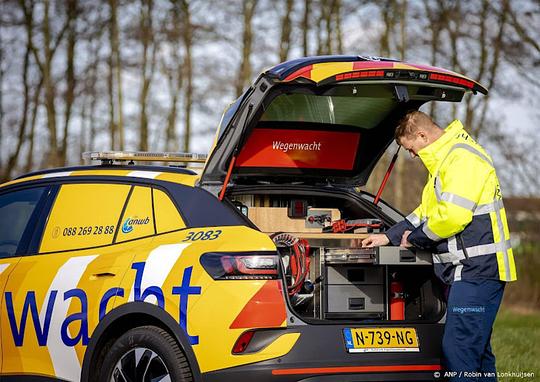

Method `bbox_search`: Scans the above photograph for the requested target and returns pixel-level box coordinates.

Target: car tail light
[232,330,255,354]
[335,70,385,81]
[330,70,474,90]
[200,252,279,280]
[429,73,474,88]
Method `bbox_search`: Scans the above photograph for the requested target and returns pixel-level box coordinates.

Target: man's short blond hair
[395,111,439,144]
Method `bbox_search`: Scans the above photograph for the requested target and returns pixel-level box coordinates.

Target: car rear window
[261,93,398,129]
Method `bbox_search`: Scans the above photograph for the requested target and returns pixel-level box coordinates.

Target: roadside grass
[492,308,540,381]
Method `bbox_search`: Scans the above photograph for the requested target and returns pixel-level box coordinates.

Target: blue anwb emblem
[122,218,134,234]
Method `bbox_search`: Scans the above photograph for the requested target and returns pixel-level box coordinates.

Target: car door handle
[90,271,117,280]
[89,265,123,280]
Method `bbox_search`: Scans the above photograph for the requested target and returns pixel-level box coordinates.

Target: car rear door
[201,56,487,190]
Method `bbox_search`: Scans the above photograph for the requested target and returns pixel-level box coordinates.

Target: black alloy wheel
[111,347,169,382]
[100,325,193,382]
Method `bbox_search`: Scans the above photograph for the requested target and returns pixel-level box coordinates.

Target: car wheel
[100,325,193,382]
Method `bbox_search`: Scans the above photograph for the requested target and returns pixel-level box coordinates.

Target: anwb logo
[122,216,150,234]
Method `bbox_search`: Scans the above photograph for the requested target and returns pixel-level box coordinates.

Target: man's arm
[385,207,423,245]
[363,206,422,247]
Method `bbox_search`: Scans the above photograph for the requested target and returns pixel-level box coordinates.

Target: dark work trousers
[442,279,505,382]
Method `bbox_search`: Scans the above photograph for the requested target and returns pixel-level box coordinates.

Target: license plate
[343,327,419,353]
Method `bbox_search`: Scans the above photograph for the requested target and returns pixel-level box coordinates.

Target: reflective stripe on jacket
[386,120,517,284]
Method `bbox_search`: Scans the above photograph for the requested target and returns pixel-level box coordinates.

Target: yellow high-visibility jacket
[386,120,517,284]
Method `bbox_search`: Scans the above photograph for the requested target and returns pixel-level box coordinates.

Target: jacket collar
[418,120,464,175]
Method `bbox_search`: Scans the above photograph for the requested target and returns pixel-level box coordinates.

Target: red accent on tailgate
[272,364,442,375]
[229,280,286,329]
[284,65,313,81]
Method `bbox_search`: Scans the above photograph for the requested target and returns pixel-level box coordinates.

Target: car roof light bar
[83,151,208,164]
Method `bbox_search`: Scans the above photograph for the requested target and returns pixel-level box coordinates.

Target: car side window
[40,183,131,253]
[116,186,155,242]
[153,188,186,233]
[0,187,46,258]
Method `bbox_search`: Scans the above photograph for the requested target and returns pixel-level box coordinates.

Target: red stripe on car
[283,65,313,81]
[272,364,442,375]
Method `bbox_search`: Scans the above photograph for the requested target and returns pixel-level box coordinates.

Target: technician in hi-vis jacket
[363,110,517,382]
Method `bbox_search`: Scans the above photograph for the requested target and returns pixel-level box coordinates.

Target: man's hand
[361,234,390,248]
[400,230,412,247]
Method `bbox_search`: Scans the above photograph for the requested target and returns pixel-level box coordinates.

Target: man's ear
[417,130,429,142]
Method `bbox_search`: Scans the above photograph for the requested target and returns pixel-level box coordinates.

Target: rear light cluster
[332,69,474,90]
[200,252,279,280]
[335,70,384,81]
[429,73,474,88]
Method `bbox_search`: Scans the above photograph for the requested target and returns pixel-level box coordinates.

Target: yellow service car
[0,56,488,381]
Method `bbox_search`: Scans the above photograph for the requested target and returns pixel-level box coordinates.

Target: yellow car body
[0,168,300,381]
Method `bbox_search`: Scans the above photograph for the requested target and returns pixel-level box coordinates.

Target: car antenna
[373,146,401,205]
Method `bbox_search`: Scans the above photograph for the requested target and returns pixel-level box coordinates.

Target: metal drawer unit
[322,248,386,319]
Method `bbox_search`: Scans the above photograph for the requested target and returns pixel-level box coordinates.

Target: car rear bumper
[202,323,444,382]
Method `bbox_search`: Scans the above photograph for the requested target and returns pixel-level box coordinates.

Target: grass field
[491,308,540,381]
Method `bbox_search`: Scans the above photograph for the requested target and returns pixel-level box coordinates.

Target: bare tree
[315,0,344,55]
[23,82,42,173]
[379,0,399,57]
[78,18,103,159]
[108,0,124,150]
[2,2,40,180]
[107,3,117,150]
[138,0,158,151]
[162,0,184,151]
[398,0,407,60]
[316,0,328,54]
[0,18,4,168]
[60,0,78,165]
[422,0,449,120]
[505,1,540,55]
[302,0,311,56]
[84,53,99,157]
[332,0,343,54]
[447,1,462,119]
[236,0,258,97]
[24,0,68,167]
[472,0,510,138]
[181,0,193,152]
[279,0,294,61]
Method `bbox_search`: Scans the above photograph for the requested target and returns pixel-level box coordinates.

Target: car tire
[99,325,193,382]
